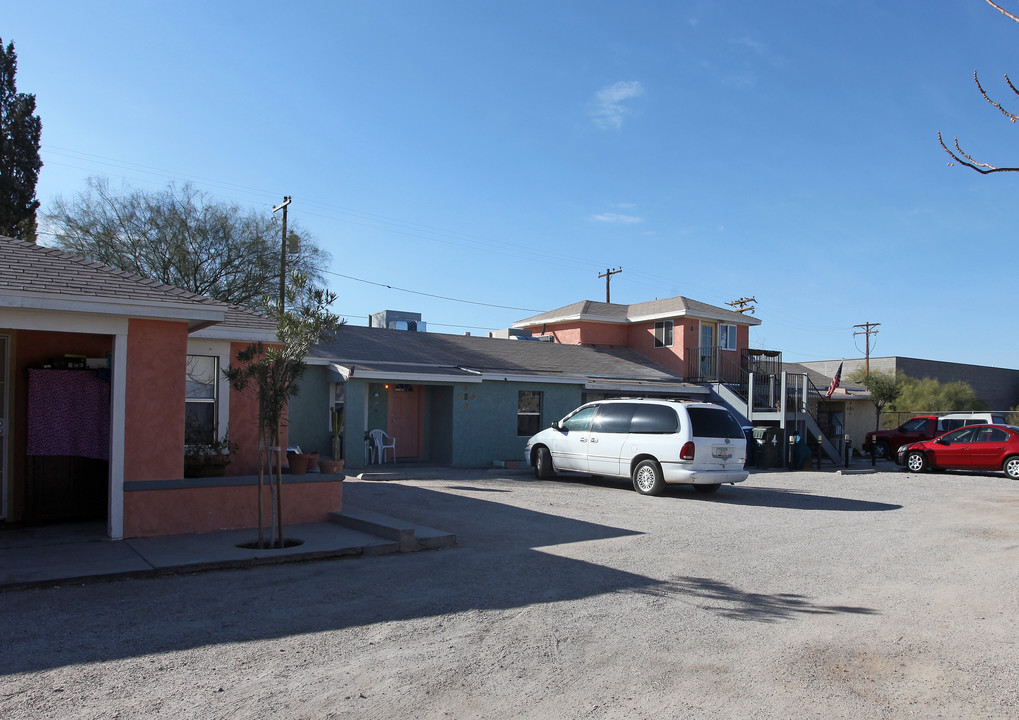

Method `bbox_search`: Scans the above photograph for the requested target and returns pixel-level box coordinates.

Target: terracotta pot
[318,459,345,474]
[287,452,310,475]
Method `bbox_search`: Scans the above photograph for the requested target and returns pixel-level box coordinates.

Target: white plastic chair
[369,429,396,463]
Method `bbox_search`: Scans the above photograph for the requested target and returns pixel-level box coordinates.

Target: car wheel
[905,450,928,473]
[632,459,665,496]
[694,483,720,494]
[535,446,556,480]
[1003,456,1019,480]
[875,440,891,459]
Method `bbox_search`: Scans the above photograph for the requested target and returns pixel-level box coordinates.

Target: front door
[388,386,420,459]
[0,334,7,519]
[699,323,716,379]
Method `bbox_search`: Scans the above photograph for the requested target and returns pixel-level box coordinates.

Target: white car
[524,398,748,495]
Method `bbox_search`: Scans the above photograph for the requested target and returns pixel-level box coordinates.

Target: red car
[897,424,1019,479]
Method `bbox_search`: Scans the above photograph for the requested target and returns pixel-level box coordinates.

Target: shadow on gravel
[0,480,881,675]
[554,475,902,512]
[707,486,902,512]
[635,576,878,623]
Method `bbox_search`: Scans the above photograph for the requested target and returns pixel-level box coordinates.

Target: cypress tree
[0,38,43,242]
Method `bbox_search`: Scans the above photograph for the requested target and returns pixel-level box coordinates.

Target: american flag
[825,361,843,399]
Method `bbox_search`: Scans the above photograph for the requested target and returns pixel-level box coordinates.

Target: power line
[319,270,544,313]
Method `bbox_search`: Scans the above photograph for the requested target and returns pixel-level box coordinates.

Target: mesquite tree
[225,272,340,548]
[939,1,1019,173]
[48,178,329,311]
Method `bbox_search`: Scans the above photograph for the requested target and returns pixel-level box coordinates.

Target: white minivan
[524,398,748,495]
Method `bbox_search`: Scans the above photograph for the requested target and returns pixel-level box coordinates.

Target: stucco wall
[122,477,343,537]
[625,319,698,376]
[125,319,188,482]
[450,380,582,466]
[286,364,333,458]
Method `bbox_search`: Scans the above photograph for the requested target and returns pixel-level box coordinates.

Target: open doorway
[10,331,112,526]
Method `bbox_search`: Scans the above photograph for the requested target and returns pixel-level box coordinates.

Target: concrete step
[329,509,456,553]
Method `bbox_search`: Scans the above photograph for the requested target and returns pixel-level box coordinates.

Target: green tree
[849,368,903,431]
[225,271,341,548]
[46,178,329,310]
[0,37,43,242]
[895,375,986,413]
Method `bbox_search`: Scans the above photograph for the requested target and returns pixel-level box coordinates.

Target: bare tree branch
[939,4,1019,174]
[938,131,1019,173]
[974,70,1019,121]
[984,0,1019,24]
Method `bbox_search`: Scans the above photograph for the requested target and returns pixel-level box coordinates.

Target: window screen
[185,355,218,444]
[517,391,542,436]
[654,321,673,348]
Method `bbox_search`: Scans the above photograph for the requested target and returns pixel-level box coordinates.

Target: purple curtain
[27,369,111,460]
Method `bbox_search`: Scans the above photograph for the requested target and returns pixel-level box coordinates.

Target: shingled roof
[309,324,706,394]
[513,296,761,328]
[0,236,275,335]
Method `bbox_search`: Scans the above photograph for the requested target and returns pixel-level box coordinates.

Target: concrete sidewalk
[0,464,534,592]
[0,506,456,592]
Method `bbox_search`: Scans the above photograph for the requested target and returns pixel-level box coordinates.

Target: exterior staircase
[698,352,844,467]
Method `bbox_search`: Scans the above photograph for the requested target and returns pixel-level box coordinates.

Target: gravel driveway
[1,468,1017,719]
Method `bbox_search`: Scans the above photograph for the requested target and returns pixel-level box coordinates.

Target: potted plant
[184,421,238,478]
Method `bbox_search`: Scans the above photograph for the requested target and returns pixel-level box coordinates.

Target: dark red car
[897,424,1019,479]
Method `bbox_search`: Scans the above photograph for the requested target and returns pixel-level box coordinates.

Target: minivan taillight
[680,441,695,460]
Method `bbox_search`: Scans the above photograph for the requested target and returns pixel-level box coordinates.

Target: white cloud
[590,81,644,130]
[590,212,643,224]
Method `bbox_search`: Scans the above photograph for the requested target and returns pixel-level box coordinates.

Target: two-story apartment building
[512,296,761,382]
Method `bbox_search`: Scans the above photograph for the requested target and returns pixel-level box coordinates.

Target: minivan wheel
[632,460,665,496]
[694,484,720,494]
[535,446,556,480]
[1003,455,1019,480]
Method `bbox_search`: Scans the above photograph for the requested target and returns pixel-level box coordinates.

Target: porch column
[108,331,128,540]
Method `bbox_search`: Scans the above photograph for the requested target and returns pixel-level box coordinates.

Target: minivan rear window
[687,407,743,438]
[592,403,636,434]
[629,404,679,434]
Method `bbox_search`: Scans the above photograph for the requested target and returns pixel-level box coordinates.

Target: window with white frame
[517,390,542,436]
[185,355,218,444]
[654,320,673,348]
[719,323,738,351]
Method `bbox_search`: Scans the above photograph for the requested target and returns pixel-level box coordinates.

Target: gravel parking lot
[1,467,1017,719]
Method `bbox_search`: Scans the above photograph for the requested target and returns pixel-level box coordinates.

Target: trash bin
[742,426,755,468]
[753,427,783,469]
[789,432,810,470]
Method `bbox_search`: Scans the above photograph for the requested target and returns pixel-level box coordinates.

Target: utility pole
[853,322,880,376]
[598,267,622,302]
[727,296,757,314]
[273,196,292,312]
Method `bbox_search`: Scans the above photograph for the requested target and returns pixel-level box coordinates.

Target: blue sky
[6,1,1019,368]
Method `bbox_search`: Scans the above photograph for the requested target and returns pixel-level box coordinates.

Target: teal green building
[288,325,706,469]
